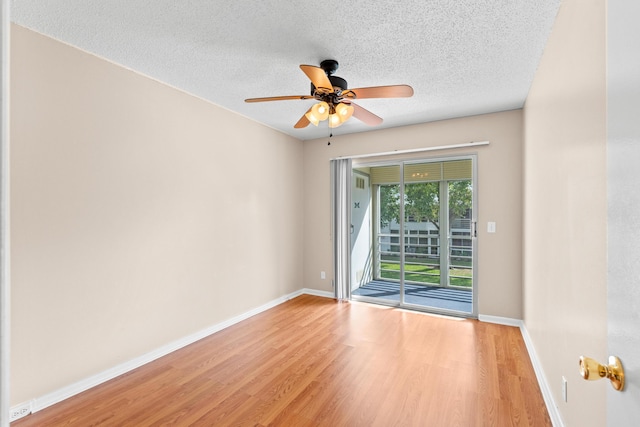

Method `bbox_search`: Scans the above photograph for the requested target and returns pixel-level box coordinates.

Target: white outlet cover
[10,400,34,422]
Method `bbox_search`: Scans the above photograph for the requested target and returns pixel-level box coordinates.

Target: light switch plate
[487,221,496,233]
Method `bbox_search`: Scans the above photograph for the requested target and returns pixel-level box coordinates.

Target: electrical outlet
[320,271,326,279]
[562,376,568,402]
[10,400,34,422]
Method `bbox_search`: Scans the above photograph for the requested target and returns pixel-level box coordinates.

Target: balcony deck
[352,279,472,313]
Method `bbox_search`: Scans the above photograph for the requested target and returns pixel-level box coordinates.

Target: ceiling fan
[245,59,414,129]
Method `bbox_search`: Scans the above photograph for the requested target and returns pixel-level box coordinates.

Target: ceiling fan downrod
[320,59,339,75]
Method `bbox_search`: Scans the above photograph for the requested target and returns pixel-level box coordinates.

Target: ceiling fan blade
[300,65,334,93]
[343,84,414,99]
[245,95,315,103]
[350,102,383,126]
[294,108,312,128]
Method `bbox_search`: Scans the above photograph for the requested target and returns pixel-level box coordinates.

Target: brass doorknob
[579,355,625,391]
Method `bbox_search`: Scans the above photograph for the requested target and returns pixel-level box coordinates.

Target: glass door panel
[401,161,473,314]
[403,181,441,287]
[403,179,442,307]
[448,180,473,289]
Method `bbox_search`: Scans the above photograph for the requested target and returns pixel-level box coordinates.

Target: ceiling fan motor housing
[310,59,348,96]
[311,75,348,94]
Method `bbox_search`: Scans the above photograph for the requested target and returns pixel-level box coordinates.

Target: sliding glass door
[351,157,476,316]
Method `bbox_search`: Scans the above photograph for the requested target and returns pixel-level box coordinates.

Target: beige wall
[523,0,607,425]
[303,110,524,319]
[10,25,304,405]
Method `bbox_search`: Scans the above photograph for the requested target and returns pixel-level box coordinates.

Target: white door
[351,171,371,291]
[607,0,640,423]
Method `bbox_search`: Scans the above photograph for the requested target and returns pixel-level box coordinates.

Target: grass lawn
[380,261,472,288]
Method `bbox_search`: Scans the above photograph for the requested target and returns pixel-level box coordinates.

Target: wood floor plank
[14,294,551,426]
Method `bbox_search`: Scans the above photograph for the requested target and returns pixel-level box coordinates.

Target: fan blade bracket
[344,84,414,100]
[245,95,315,103]
[341,90,355,99]
[311,85,334,96]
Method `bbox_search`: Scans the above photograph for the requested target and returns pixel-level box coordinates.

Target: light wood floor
[14,295,551,426]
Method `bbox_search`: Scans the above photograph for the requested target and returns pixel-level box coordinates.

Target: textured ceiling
[11,0,561,141]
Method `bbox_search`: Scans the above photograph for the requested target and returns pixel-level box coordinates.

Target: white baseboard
[301,288,334,298]
[478,314,523,327]
[10,288,327,422]
[519,324,564,427]
[478,314,563,426]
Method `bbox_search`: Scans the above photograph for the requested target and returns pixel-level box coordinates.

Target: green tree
[404,182,440,229]
[379,184,400,228]
[378,180,471,230]
[448,180,472,226]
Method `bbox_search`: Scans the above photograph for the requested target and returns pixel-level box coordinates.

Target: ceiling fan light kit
[305,101,329,125]
[328,111,343,128]
[245,59,413,129]
[335,102,354,121]
[306,101,354,128]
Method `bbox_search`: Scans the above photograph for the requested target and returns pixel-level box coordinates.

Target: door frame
[351,154,478,318]
[350,170,372,292]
